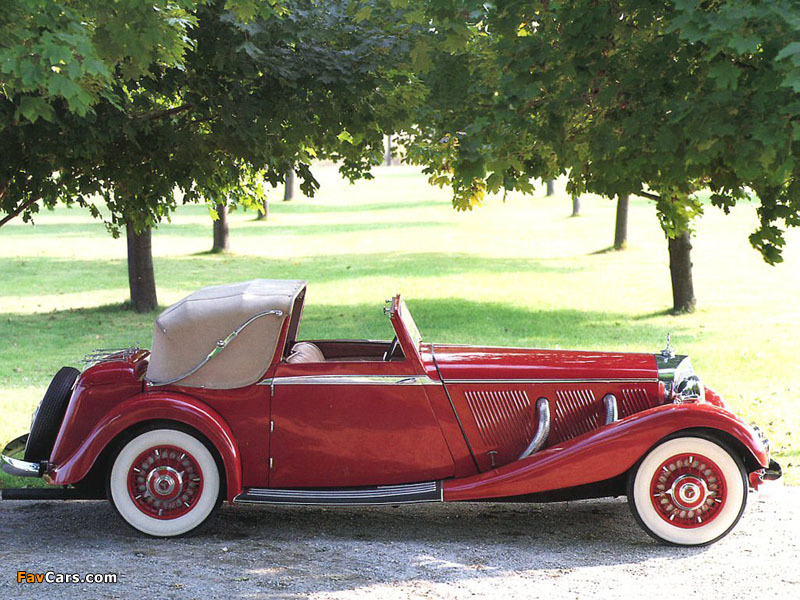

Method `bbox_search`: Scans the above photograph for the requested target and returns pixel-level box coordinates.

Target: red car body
[1,282,780,545]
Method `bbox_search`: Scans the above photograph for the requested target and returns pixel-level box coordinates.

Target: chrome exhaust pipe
[519,397,551,460]
[603,394,618,425]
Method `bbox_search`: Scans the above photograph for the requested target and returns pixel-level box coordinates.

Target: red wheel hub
[127,445,203,519]
[650,452,727,529]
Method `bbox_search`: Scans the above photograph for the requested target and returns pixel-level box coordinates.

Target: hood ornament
[660,333,675,359]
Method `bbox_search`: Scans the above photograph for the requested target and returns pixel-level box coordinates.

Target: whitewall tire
[628,435,747,546]
[108,428,221,537]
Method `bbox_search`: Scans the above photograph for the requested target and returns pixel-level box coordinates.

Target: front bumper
[749,458,782,490]
[0,435,45,478]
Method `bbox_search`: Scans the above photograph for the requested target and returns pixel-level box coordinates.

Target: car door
[268,360,455,488]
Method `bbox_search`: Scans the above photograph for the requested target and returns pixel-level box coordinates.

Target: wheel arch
[47,393,243,502]
[632,426,764,477]
[82,419,229,500]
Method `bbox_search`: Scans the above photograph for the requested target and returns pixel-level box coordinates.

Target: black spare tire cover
[24,366,80,462]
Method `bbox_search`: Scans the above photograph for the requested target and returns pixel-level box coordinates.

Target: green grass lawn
[1,165,797,487]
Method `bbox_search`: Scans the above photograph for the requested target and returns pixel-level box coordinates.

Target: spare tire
[24,366,80,462]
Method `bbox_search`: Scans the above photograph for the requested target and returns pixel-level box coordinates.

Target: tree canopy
[2,0,421,232]
[404,0,800,309]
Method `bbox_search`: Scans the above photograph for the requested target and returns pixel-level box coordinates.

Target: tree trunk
[283,170,294,202]
[126,223,158,313]
[212,202,229,253]
[256,197,269,221]
[384,135,393,166]
[546,180,554,196]
[668,231,696,313]
[571,195,581,216]
[614,194,629,250]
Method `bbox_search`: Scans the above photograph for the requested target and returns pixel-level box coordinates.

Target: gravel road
[1,484,797,600]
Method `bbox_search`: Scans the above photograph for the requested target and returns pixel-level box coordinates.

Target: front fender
[47,392,243,502]
[443,402,768,502]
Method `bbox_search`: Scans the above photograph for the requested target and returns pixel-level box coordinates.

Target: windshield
[398,299,422,350]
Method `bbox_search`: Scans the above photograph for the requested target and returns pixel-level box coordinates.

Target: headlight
[675,374,704,401]
[655,353,703,402]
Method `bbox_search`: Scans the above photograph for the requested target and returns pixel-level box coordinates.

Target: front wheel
[627,435,747,546]
[108,428,222,537]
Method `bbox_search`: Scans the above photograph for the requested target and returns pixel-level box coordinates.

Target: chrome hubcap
[146,466,183,501]
[650,453,726,528]
[127,445,203,519]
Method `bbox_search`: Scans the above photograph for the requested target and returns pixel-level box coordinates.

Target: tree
[2,1,423,311]
[0,0,201,220]
[571,195,580,218]
[615,195,630,251]
[406,0,800,313]
[211,203,230,253]
[284,170,295,202]
[384,135,393,166]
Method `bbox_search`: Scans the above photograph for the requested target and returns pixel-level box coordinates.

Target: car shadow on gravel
[2,495,717,599]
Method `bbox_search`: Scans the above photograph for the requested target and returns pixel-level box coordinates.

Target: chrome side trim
[234,481,443,506]
[603,393,618,425]
[518,397,550,460]
[0,435,42,478]
[445,378,658,385]
[259,375,441,386]
[148,309,284,386]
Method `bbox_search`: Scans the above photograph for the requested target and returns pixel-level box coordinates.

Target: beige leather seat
[286,341,325,363]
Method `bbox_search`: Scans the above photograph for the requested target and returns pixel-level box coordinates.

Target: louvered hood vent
[464,389,536,463]
[549,389,601,444]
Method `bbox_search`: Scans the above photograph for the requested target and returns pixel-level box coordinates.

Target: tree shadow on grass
[0,252,586,299]
[299,298,677,352]
[1,298,673,389]
[0,207,448,239]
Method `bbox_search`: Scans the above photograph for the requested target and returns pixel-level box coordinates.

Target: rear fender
[443,403,767,502]
[47,392,242,502]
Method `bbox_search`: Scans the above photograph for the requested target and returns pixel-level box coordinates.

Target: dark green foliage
[406,0,800,264]
[1,1,423,233]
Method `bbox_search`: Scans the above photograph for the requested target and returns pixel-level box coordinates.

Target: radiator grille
[619,388,653,417]
[464,389,535,454]
[549,389,600,444]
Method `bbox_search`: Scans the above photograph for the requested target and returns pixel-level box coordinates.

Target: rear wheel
[24,366,80,462]
[108,428,221,537]
[627,435,747,546]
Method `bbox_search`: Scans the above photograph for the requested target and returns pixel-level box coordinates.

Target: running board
[234,481,442,506]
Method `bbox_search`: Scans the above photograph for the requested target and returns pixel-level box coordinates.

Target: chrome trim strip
[445,378,658,385]
[233,481,443,506]
[245,482,437,498]
[148,309,284,387]
[259,375,441,386]
[518,397,550,460]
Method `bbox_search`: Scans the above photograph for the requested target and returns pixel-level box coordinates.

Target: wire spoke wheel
[628,435,747,546]
[127,445,204,519]
[109,428,221,537]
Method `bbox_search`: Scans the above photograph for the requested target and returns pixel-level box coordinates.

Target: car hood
[430,344,658,382]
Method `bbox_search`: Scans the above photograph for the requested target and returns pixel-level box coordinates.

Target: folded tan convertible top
[147,279,306,389]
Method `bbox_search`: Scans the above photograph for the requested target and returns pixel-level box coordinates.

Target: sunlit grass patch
[1,165,797,487]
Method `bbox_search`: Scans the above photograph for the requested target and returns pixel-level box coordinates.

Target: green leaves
[708,61,740,90]
[17,96,55,123]
[406,0,800,267]
[2,0,419,235]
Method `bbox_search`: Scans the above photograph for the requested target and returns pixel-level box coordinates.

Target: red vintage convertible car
[1,280,781,544]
